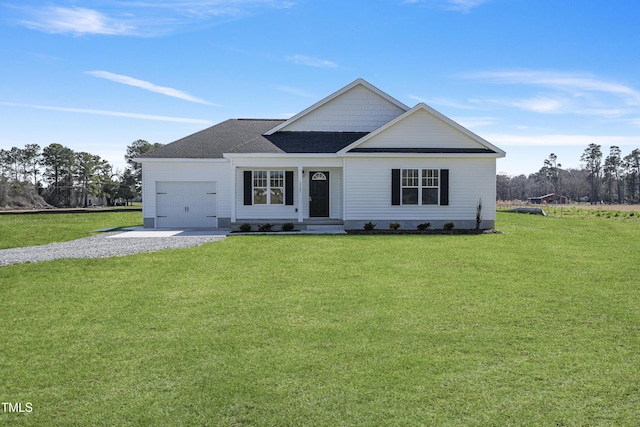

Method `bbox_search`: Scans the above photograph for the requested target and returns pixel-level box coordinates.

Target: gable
[343,104,505,156]
[266,79,408,133]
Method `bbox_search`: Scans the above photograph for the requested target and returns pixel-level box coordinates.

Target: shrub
[258,223,274,232]
[363,221,376,231]
[417,222,431,231]
[281,222,295,232]
[389,222,400,230]
[444,222,455,230]
[239,223,252,232]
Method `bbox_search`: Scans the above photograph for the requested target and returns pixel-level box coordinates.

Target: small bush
[239,223,252,232]
[258,223,274,232]
[281,222,295,232]
[444,222,455,230]
[363,221,376,231]
[389,222,400,230]
[417,222,431,231]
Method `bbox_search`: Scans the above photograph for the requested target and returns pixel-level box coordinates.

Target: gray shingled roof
[264,132,368,153]
[139,119,374,159]
[138,119,286,159]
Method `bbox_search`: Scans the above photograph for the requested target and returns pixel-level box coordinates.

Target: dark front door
[309,171,330,217]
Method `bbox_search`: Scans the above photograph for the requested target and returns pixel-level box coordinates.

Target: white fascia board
[337,103,507,158]
[223,152,338,159]
[263,78,410,135]
[134,157,228,163]
[339,152,505,159]
[224,153,342,167]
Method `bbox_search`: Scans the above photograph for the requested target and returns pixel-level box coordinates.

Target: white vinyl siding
[281,85,405,132]
[344,157,496,221]
[354,109,488,150]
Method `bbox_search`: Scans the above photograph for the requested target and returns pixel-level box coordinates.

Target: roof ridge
[236,118,283,121]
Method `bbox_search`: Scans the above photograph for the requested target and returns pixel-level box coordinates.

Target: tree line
[4,140,639,208]
[0,140,163,208]
[497,145,640,204]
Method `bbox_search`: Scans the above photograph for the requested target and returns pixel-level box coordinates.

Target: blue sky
[2,0,640,176]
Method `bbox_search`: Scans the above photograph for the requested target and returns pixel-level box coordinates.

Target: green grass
[1,212,639,425]
[0,211,142,249]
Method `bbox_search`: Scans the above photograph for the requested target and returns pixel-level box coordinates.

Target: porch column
[230,163,236,223]
[298,166,303,223]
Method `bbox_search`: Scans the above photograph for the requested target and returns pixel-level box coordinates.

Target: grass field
[1,211,639,425]
[0,211,142,249]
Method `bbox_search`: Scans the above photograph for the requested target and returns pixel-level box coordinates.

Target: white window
[253,170,284,205]
[270,170,284,205]
[401,169,419,205]
[422,169,439,205]
[401,168,439,205]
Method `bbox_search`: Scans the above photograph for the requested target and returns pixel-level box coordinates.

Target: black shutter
[285,171,294,205]
[391,169,401,205]
[243,171,252,205]
[440,169,449,206]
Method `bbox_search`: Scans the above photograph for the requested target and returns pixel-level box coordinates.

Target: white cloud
[462,70,640,104]
[20,7,135,36]
[454,116,498,128]
[13,1,297,36]
[510,96,566,113]
[1,102,212,124]
[276,85,315,98]
[287,55,338,69]
[410,95,484,110]
[404,0,488,13]
[484,133,640,147]
[445,0,488,13]
[87,71,219,106]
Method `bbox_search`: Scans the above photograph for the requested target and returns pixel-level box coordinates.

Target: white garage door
[156,181,217,228]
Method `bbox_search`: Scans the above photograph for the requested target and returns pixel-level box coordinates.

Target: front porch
[231,160,345,226]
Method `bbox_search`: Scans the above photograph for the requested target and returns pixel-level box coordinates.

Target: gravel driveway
[0,231,226,267]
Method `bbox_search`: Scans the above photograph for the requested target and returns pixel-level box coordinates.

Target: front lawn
[1,212,639,425]
[0,211,142,249]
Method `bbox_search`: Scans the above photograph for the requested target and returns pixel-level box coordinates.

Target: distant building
[528,193,568,204]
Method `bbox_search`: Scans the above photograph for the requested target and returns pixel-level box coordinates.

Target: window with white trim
[270,170,284,204]
[401,169,419,205]
[401,168,439,205]
[253,170,284,205]
[422,169,439,205]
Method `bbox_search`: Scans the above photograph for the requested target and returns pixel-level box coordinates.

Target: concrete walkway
[106,225,346,237]
[106,227,231,238]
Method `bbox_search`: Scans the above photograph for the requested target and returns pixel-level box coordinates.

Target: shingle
[138,119,286,159]
[139,120,369,158]
[264,132,368,153]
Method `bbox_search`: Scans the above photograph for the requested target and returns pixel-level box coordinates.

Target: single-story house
[136,79,506,230]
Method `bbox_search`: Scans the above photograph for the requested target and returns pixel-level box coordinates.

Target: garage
[155,181,217,227]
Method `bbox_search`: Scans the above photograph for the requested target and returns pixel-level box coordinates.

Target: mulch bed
[345,229,502,235]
